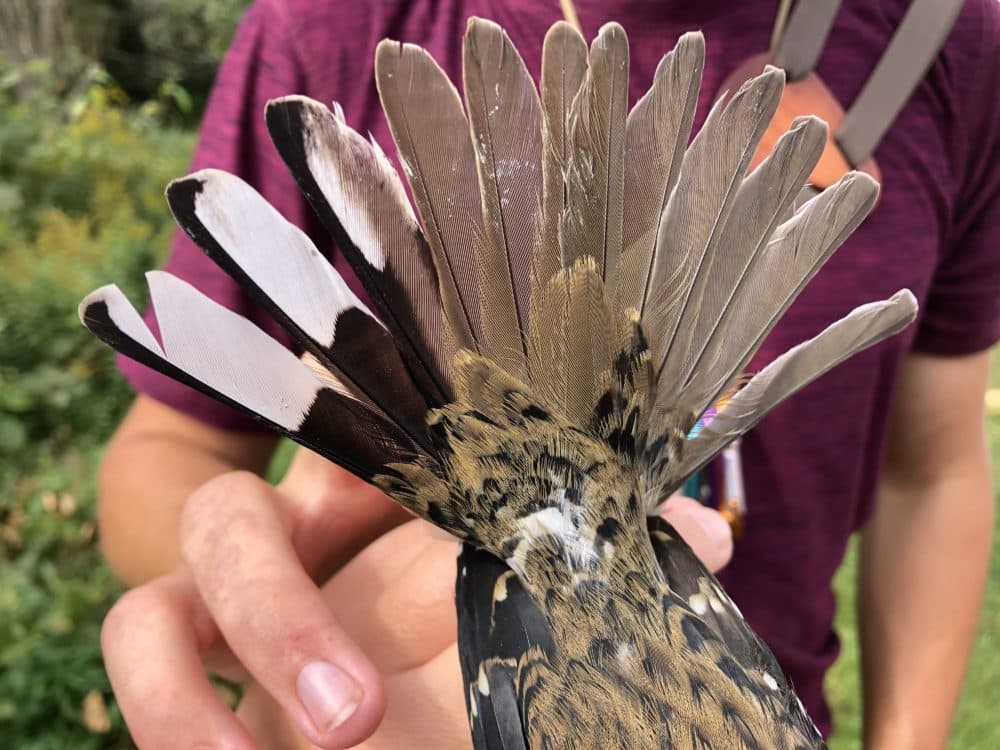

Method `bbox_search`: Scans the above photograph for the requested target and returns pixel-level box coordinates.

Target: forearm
[859,461,993,749]
[99,435,241,585]
[98,396,276,586]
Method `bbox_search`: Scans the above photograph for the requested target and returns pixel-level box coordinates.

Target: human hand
[101,444,733,750]
[101,448,412,750]
[237,518,469,749]
[658,493,734,573]
[233,501,734,750]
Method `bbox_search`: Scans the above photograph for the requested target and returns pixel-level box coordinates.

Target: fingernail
[297,661,363,733]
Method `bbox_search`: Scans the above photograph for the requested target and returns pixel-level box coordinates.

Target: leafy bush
[1,0,248,125]
[0,60,193,748]
[99,0,250,122]
[0,61,192,461]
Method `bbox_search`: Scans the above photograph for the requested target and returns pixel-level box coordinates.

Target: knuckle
[180,470,260,543]
[101,585,165,646]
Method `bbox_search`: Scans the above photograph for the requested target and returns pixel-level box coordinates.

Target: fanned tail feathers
[78,275,420,479]
[80,16,915,521]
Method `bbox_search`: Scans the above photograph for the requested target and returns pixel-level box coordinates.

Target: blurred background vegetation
[0,1,995,748]
[0,3,245,748]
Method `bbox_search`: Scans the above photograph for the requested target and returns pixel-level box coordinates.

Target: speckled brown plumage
[378,287,825,748]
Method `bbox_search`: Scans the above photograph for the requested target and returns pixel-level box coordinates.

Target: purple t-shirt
[120,0,1000,735]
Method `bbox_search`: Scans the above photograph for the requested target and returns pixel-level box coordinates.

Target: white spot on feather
[518,505,575,539]
[477,666,490,696]
[689,593,709,615]
[763,673,779,691]
[494,572,511,602]
[616,643,633,666]
[505,506,598,576]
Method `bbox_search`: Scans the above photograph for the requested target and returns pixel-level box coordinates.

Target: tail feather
[615,31,703,310]
[375,39,483,353]
[687,171,880,415]
[166,171,433,449]
[541,23,627,420]
[264,96,450,404]
[646,67,784,383]
[78,275,423,478]
[670,116,829,403]
[673,290,917,487]
[560,23,628,278]
[534,21,588,303]
[463,18,543,377]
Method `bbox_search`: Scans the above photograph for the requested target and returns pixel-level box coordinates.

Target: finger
[237,645,471,750]
[180,471,385,749]
[325,520,459,673]
[369,644,471,750]
[659,495,734,573]
[278,448,412,581]
[322,518,443,602]
[101,572,256,750]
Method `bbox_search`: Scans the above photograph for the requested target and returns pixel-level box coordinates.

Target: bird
[80,18,917,750]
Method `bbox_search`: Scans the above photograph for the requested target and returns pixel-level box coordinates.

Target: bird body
[81,17,917,749]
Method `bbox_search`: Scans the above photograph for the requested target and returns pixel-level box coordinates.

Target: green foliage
[99,0,250,122]
[1,0,248,125]
[0,61,193,463]
[0,59,192,748]
[0,446,132,750]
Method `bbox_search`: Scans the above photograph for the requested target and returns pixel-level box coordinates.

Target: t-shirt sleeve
[913,0,1000,357]
[117,0,317,430]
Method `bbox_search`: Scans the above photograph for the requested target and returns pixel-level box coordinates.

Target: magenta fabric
[118,0,1000,735]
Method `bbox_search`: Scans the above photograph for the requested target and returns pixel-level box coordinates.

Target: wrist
[864,709,948,750]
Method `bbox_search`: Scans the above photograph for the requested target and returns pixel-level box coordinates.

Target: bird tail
[80,18,916,539]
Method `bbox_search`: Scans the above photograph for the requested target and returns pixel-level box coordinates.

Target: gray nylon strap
[775,0,964,168]
[774,0,842,80]
[837,0,965,166]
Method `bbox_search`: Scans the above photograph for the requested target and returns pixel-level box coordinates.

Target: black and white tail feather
[81,19,916,750]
